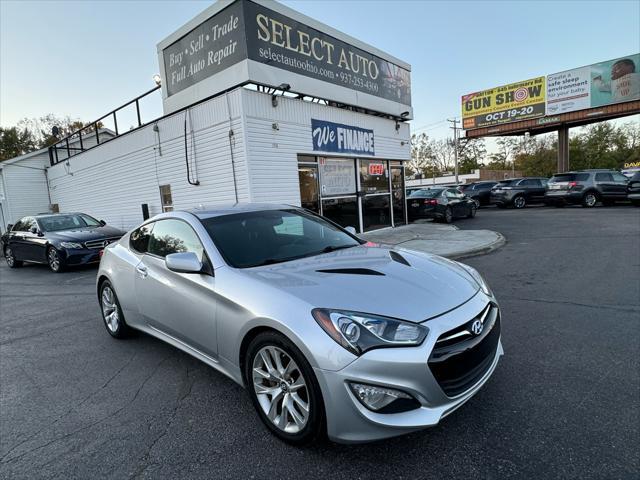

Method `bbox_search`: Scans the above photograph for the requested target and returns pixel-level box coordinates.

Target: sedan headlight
[312,309,428,356]
[60,242,84,249]
[457,262,492,296]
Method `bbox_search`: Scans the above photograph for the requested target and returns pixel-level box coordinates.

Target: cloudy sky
[1,0,638,140]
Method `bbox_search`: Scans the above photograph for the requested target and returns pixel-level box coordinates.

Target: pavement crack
[0,319,94,346]
[130,361,196,479]
[1,355,169,465]
[505,297,640,313]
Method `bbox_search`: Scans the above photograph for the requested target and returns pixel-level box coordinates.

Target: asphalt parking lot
[1,205,639,479]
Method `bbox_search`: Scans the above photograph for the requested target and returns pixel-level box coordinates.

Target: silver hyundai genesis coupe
[97,204,503,444]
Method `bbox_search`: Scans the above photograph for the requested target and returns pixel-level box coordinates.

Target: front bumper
[314,291,503,443]
[60,248,101,265]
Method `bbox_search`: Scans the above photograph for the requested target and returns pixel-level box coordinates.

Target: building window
[159,184,173,212]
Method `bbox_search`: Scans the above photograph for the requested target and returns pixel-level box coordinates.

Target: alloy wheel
[101,286,120,333]
[514,196,526,209]
[5,248,14,267]
[48,249,60,271]
[252,346,310,434]
[584,193,597,207]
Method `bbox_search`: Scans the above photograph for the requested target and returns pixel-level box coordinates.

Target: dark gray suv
[545,170,629,207]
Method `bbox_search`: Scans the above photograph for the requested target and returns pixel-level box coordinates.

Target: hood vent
[389,251,411,266]
[316,268,385,276]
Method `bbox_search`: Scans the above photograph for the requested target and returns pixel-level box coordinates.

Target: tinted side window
[130,223,154,254]
[595,172,613,182]
[478,183,495,190]
[520,179,538,186]
[612,173,628,182]
[148,219,204,260]
[446,189,461,198]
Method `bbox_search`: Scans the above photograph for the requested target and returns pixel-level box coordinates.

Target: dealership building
[1,0,412,233]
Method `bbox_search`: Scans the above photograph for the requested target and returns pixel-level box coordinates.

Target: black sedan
[2,213,125,272]
[407,187,477,223]
[459,181,498,206]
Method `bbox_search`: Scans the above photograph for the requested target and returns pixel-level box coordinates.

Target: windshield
[200,209,362,268]
[409,189,443,198]
[38,214,101,232]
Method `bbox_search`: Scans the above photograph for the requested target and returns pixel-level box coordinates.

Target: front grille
[428,303,500,397]
[84,237,121,249]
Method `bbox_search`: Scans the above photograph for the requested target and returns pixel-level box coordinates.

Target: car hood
[241,245,480,322]
[47,225,125,242]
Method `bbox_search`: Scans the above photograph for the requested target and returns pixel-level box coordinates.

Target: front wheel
[4,246,23,268]
[47,247,66,273]
[245,331,325,445]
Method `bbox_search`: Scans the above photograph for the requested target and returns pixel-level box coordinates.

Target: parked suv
[490,177,548,209]
[545,170,629,207]
[627,171,640,206]
[460,181,498,206]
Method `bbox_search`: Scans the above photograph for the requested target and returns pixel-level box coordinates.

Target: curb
[445,232,507,260]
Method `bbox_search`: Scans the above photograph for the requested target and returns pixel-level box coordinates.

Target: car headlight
[457,262,492,296]
[312,309,428,356]
[60,242,83,249]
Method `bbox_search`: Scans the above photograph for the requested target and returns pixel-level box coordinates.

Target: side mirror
[30,226,39,235]
[345,226,357,235]
[165,252,203,274]
[99,219,107,226]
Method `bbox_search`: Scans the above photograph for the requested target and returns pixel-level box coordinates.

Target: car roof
[189,203,301,219]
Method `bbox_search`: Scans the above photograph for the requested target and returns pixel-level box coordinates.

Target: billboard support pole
[448,118,460,184]
[558,126,570,173]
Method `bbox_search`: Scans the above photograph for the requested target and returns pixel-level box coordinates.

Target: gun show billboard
[461,77,546,130]
[158,0,412,117]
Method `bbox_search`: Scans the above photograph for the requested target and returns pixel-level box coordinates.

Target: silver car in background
[97,204,503,444]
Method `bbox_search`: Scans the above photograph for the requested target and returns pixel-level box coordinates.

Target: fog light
[349,382,420,413]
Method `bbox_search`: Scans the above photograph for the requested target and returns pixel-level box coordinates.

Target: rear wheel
[513,195,526,209]
[467,204,477,218]
[582,192,598,208]
[4,246,23,268]
[245,331,324,445]
[47,247,65,273]
[443,207,453,223]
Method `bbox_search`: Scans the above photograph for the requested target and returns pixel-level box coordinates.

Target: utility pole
[448,118,460,184]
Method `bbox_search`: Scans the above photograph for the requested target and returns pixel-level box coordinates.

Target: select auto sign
[311,119,375,155]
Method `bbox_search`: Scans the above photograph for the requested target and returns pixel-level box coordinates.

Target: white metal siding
[48,90,249,230]
[240,89,410,205]
[1,152,50,227]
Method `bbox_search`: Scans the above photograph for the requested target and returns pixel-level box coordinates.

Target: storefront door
[391,165,407,226]
[359,159,392,232]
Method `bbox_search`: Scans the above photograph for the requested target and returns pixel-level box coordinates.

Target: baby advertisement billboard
[547,54,640,115]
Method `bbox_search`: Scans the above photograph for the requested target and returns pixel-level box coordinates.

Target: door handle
[136,265,148,278]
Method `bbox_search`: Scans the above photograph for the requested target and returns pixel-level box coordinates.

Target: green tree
[0,126,37,161]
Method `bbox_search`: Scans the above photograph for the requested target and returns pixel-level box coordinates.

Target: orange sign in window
[368,163,385,176]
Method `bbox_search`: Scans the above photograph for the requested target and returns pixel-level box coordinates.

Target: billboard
[159,0,411,117]
[547,54,640,115]
[461,77,546,129]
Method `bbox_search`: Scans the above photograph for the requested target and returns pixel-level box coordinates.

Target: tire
[47,246,66,273]
[513,195,526,209]
[99,280,130,339]
[4,246,23,268]
[245,331,325,445]
[582,191,598,208]
[467,204,477,218]
[443,207,453,223]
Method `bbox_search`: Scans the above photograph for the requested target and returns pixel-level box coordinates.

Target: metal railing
[48,85,161,166]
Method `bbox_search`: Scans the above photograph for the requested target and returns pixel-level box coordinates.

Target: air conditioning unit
[49,204,60,213]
